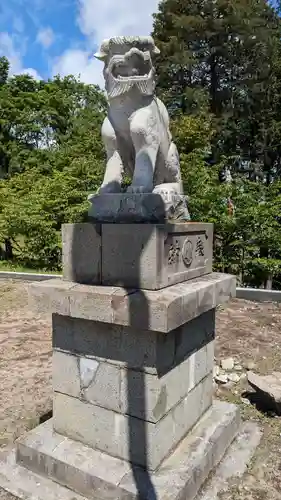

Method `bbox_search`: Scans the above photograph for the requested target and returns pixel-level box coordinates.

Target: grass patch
[0,261,60,275]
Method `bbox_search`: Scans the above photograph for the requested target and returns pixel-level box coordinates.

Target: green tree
[0,70,106,268]
[0,57,9,86]
[153,0,281,177]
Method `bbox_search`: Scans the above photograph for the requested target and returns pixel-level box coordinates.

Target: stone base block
[52,308,215,375]
[62,223,101,285]
[29,273,236,333]
[88,192,189,224]
[53,373,213,471]
[0,449,86,500]
[198,421,262,500]
[101,222,213,290]
[52,340,214,422]
[61,222,213,290]
[15,401,241,500]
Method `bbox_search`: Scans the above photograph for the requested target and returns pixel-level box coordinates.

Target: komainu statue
[91,36,190,221]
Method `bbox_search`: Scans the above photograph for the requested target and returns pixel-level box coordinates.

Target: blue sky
[0,0,160,87]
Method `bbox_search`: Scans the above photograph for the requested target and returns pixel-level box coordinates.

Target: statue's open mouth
[108,49,153,83]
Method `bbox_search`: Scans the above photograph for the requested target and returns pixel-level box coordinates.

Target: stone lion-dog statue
[92,36,189,220]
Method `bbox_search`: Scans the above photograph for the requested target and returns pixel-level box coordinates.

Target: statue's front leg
[99,117,124,194]
[127,112,160,193]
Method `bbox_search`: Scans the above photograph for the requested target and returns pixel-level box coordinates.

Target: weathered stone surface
[53,350,80,398]
[53,374,213,471]
[215,275,236,305]
[53,351,122,413]
[119,401,240,499]
[174,308,215,363]
[53,343,213,423]
[62,223,101,285]
[247,371,281,414]
[69,284,119,324]
[83,362,121,411]
[52,315,175,374]
[0,450,87,500]
[89,192,189,223]
[30,272,236,333]
[53,309,214,375]
[60,222,213,290]
[15,420,131,499]
[101,222,213,290]
[89,36,189,222]
[124,341,213,422]
[102,222,165,288]
[28,279,76,316]
[79,357,100,388]
[198,422,262,500]
[13,400,240,500]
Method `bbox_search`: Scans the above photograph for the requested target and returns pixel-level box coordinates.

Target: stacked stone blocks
[15,221,238,500]
[27,220,236,474]
[52,311,215,470]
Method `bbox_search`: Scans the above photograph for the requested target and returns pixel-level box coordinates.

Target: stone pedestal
[9,222,240,500]
[62,221,213,289]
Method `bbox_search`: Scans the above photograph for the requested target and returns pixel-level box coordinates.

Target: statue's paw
[98,186,110,194]
[98,182,122,194]
[127,185,152,194]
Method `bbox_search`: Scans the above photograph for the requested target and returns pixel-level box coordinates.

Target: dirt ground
[0,280,281,499]
[215,300,281,500]
[0,281,52,449]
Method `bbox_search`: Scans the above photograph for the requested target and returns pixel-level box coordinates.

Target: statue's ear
[94,52,107,61]
[94,39,109,61]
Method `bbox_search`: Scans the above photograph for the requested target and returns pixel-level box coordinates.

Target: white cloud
[52,0,160,87]
[36,27,55,49]
[78,0,160,44]
[52,48,104,88]
[0,32,42,80]
[22,67,42,80]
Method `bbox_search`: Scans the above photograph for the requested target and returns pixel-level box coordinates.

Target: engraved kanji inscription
[196,237,205,258]
[168,240,180,265]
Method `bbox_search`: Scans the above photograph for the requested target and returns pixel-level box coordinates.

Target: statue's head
[94,36,160,99]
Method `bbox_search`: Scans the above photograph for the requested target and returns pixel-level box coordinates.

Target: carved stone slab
[101,222,213,290]
[62,222,213,290]
[88,192,190,223]
[165,224,212,286]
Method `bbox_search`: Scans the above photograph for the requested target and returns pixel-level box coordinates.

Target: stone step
[12,400,240,500]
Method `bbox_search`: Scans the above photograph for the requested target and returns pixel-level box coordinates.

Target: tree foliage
[153,0,281,177]
[0,61,106,269]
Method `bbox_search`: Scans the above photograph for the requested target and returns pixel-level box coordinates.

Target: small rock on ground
[234,364,243,372]
[247,371,281,414]
[245,361,257,371]
[241,397,251,405]
[220,358,235,371]
[213,365,220,377]
[227,373,240,383]
[215,374,228,384]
